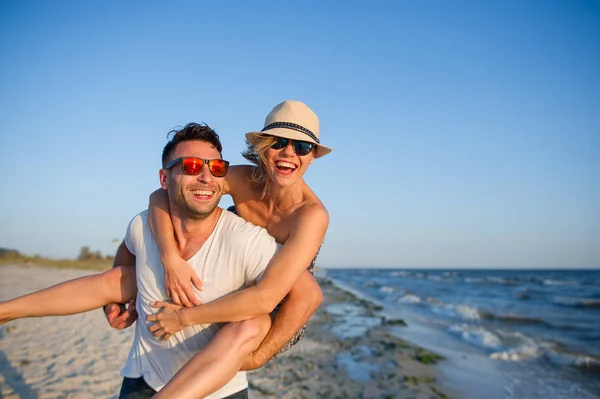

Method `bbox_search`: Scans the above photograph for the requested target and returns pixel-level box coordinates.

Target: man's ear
[159,169,168,190]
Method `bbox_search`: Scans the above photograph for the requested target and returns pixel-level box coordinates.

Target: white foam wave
[379,286,395,293]
[490,346,541,362]
[465,277,486,284]
[449,324,503,350]
[431,303,481,320]
[455,304,481,320]
[543,279,578,286]
[389,270,411,277]
[398,294,421,304]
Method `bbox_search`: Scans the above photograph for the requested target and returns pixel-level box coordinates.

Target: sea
[321,268,600,399]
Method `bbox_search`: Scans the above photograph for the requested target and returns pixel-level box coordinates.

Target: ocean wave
[464,277,486,284]
[490,346,541,361]
[488,335,600,372]
[397,294,421,304]
[487,277,519,286]
[481,312,547,325]
[389,270,411,278]
[464,276,518,286]
[553,296,600,309]
[543,279,579,286]
[379,286,395,293]
[427,275,445,282]
[449,324,503,350]
[431,303,481,321]
[545,348,600,373]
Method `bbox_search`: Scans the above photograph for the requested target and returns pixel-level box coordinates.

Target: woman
[0,100,331,398]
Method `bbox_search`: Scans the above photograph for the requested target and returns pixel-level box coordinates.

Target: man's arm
[103,240,138,330]
[241,271,322,370]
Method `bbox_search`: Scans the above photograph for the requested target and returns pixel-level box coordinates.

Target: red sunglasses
[164,157,229,177]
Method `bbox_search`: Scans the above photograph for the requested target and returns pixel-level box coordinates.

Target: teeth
[276,161,296,169]
[192,190,213,196]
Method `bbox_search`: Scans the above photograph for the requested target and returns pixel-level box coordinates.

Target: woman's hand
[147,301,185,340]
[162,255,203,307]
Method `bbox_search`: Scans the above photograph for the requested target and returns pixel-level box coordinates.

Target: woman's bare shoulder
[294,192,329,232]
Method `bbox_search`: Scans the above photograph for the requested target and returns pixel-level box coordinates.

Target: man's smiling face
[160,140,225,220]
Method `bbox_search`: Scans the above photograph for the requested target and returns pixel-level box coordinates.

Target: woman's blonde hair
[241,135,277,188]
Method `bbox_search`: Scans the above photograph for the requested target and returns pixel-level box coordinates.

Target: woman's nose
[282,140,295,156]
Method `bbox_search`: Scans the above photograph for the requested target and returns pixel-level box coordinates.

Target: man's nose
[196,164,214,182]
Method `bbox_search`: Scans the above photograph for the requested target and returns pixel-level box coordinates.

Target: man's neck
[170,207,223,260]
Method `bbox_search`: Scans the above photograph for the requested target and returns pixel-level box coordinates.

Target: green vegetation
[342,289,384,312]
[431,386,452,399]
[414,348,445,365]
[0,247,112,270]
[403,375,437,388]
[382,318,407,326]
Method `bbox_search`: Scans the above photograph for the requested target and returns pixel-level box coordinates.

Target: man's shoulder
[127,210,149,231]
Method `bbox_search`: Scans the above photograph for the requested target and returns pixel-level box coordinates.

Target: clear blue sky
[1,1,598,268]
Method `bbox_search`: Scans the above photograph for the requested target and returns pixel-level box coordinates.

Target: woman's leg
[154,314,272,399]
[0,265,137,325]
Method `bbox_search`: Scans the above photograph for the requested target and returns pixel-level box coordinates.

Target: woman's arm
[148,189,203,307]
[148,205,328,331]
[147,166,252,307]
[0,243,137,325]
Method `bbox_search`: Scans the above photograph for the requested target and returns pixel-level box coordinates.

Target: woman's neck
[263,180,305,212]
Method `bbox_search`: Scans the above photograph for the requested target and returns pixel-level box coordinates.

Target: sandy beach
[0,264,452,399]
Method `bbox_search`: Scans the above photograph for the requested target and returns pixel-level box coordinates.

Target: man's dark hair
[161,123,223,167]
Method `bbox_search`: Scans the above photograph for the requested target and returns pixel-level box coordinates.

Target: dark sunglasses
[271,137,315,156]
[164,157,230,177]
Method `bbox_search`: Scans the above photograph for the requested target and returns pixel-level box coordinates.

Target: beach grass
[0,256,111,271]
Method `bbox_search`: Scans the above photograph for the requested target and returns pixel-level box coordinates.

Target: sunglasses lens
[181,158,204,174]
[295,141,314,156]
[271,138,288,150]
[208,160,229,177]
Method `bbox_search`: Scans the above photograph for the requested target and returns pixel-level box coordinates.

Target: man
[113,123,316,398]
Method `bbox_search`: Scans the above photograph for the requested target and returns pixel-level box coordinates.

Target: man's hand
[104,299,137,330]
[147,301,185,340]
[163,256,203,307]
[241,351,269,371]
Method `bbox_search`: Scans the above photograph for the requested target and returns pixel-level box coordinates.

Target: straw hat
[245,100,333,158]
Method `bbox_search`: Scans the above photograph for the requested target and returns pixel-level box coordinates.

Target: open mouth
[191,189,215,200]
[275,160,297,175]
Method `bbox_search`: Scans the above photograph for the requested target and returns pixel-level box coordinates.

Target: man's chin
[182,203,219,220]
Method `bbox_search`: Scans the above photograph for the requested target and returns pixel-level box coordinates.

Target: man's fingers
[122,308,138,326]
[105,303,122,316]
